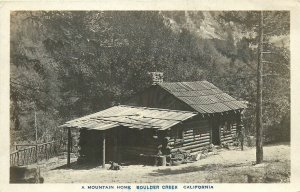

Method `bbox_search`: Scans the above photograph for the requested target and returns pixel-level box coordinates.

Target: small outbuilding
[60,81,247,166]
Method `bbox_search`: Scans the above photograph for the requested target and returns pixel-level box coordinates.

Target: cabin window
[224,121,232,133]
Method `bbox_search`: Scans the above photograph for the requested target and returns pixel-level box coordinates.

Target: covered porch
[60,105,197,168]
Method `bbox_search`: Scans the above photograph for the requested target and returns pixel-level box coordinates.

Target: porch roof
[60,105,197,131]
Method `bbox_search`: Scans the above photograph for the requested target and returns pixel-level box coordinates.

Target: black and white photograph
[8,10,291,184]
[1,1,299,191]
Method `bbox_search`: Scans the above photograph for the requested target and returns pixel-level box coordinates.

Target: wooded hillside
[10,11,290,146]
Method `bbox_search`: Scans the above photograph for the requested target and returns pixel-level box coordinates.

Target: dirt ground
[42,142,290,183]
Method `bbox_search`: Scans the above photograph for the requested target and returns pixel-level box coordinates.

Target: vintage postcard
[0,0,300,192]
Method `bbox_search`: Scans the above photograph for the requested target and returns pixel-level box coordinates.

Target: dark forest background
[10,11,290,147]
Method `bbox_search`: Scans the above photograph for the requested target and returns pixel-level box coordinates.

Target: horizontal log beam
[184,132,210,137]
[222,135,233,139]
[184,127,209,134]
[184,136,210,143]
[183,139,210,147]
[221,135,233,139]
[171,141,210,152]
[221,135,232,139]
[169,134,210,142]
[169,136,210,145]
[169,139,210,147]
[183,134,210,140]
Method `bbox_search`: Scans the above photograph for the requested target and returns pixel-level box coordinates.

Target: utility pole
[256,11,264,164]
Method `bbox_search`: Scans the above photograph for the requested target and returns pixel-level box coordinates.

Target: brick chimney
[148,72,163,85]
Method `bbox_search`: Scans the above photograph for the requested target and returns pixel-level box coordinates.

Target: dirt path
[43,142,290,183]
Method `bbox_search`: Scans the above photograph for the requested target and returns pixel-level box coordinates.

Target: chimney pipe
[148,72,163,85]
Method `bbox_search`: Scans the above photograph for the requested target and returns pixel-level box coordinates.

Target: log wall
[220,123,237,144]
[168,119,211,154]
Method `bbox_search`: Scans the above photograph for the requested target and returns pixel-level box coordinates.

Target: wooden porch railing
[10,140,77,166]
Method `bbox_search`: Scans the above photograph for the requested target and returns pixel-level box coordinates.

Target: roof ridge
[117,105,197,114]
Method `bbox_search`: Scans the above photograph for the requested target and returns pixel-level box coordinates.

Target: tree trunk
[256,11,264,164]
[67,127,71,167]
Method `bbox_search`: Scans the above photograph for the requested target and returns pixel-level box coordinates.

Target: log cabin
[126,81,247,148]
[60,80,247,167]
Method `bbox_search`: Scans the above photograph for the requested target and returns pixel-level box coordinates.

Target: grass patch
[204,160,290,183]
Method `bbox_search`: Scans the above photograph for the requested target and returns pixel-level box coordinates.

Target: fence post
[35,144,38,163]
[45,144,48,160]
[30,148,33,164]
[17,151,19,166]
[22,151,25,166]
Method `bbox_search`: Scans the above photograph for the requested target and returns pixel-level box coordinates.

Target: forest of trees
[10,11,290,147]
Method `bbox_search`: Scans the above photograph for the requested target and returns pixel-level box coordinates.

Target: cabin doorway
[104,128,121,163]
[78,128,122,165]
[212,123,221,145]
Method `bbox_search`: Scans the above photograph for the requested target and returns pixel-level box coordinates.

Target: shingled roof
[157,81,247,114]
[60,105,197,130]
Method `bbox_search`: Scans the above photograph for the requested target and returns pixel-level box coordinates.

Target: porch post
[67,127,71,167]
[114,135,118,162]
[102,131,106,168]
[209,117,213,144]
[237,112,244,151]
